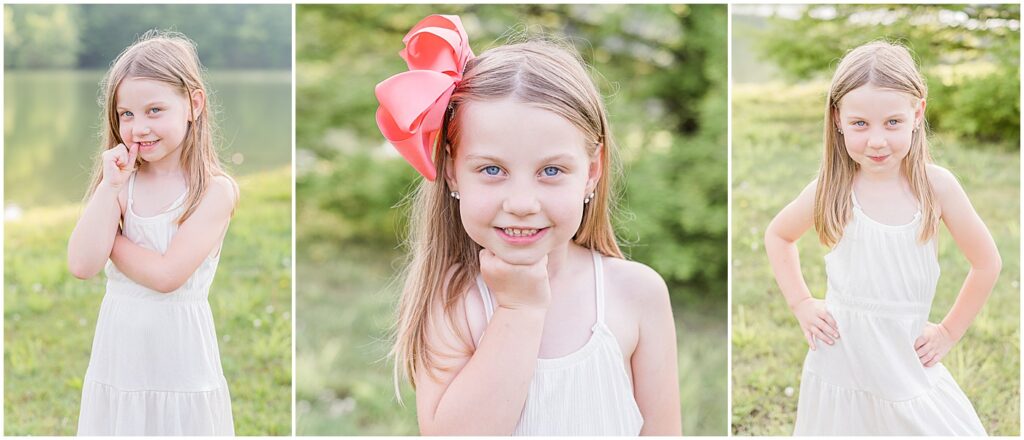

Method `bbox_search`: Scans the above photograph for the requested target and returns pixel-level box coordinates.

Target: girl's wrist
[939,320,966,341]
[787,295,813,311]
[96,179,122,195]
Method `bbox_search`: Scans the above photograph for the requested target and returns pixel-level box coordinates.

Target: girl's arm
[764,180,840,349]
[415,250,549,435]
[914,165,1001,367]
[68,144,137,279]
[108,176,237,293]
[629,265,682,435]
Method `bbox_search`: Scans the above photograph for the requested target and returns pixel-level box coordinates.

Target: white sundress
[794,191,986,435]
[77,173,234,436]
[476,251,645,435]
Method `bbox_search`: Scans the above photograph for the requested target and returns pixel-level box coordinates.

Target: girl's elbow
[976,248,1002,275]
[68,258,100,280]
[153,273,188,294]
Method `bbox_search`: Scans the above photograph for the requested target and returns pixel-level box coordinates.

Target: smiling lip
[137,140,159,150]
[868,154,889,163]
[495,226,549,245]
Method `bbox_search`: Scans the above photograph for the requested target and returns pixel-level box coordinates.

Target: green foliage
[4,168,293,435]
[4,4,290,70]
[4,5,80,69]
[730,81,1020,435]
[750,4,1020,145]
[619,4,727,302]
[928,68,1020,143]
[297,152,415,248]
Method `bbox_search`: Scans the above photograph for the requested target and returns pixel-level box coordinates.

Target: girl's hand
[479,249,551,311]
[101,142,139,189]
[914,322,957,367]
[790,297,840,350]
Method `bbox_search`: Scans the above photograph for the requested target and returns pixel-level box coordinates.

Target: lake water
[4,70,291,209]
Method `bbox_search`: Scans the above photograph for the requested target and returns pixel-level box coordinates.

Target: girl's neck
[543,241,586,283]
[855,166,903,184]
[141,152,184,177]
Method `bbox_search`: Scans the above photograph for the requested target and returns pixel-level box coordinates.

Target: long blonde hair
[392,39,622,392]
[86,30,231,224]
[815,41,939,247]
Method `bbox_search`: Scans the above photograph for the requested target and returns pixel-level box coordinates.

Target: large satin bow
[375,15,475,181]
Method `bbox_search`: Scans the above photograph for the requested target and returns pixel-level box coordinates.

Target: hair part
[391,38,623,396]
[87,29,233,224]
[815,40,939,247]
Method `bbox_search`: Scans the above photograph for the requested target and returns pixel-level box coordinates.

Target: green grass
[730,81,1020,435]
[296,241,727,435]
[4,167,293,435]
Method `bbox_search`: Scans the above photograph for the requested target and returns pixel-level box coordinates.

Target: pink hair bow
[375,14,475,181]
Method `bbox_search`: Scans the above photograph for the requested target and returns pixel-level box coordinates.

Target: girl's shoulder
[924,163,969,215]
[924,163,961,197]
[207,174,240,209]
[601,256,671,313]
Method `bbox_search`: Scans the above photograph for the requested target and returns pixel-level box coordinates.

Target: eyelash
[119,108,162,119]
[477,165,565,178]
[851,119,902,127]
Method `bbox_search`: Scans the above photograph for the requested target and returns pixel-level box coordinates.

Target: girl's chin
[485,247,549,266]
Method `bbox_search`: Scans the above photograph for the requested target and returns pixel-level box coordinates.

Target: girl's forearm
[109,235,188,293]
[68,182,122,279]
[765,232,814,308]
[423,306,546,435]
[941,261,1001,340]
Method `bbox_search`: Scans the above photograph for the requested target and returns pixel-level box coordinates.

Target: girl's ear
[586,143,603,195]
[914,98,927,129]
[190,89,206,121]
[444,146,458,191]
[831,105,842,132]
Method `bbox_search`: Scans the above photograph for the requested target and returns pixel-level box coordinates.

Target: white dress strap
[127,172,137,206]
[476,276,495,322]
[592,251,605,325]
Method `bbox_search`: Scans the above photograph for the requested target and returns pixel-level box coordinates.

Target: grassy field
[295,241,728,435]
[4,167,293,435]
[730,82,1020,435]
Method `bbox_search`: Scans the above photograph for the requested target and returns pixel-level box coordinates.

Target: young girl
[67,31,238,435]
[765,41,1001,435]
[375,15,682,435]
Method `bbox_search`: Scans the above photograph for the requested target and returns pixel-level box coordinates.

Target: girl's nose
[501,192,541,217]
[133,125,152,136]
[866,132,887,149]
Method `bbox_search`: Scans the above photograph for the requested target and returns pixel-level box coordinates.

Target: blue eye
[542,166,561,177]
[149,108,161,115]
[120,111,133,118]
[483,165,501,176]
[853,121,866,127]
[887,119,899,126]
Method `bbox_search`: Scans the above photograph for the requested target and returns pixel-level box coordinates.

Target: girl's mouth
[496,227,549,244]
[138,140,159,150]
[868,154,889,163]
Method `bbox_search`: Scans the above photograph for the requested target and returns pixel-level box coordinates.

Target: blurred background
[4,4,292,435]
[295,4,727,435]
[731,4,1020,435]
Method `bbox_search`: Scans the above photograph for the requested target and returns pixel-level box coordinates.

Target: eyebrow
[844,113,908,120]
[463,153,577,163]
